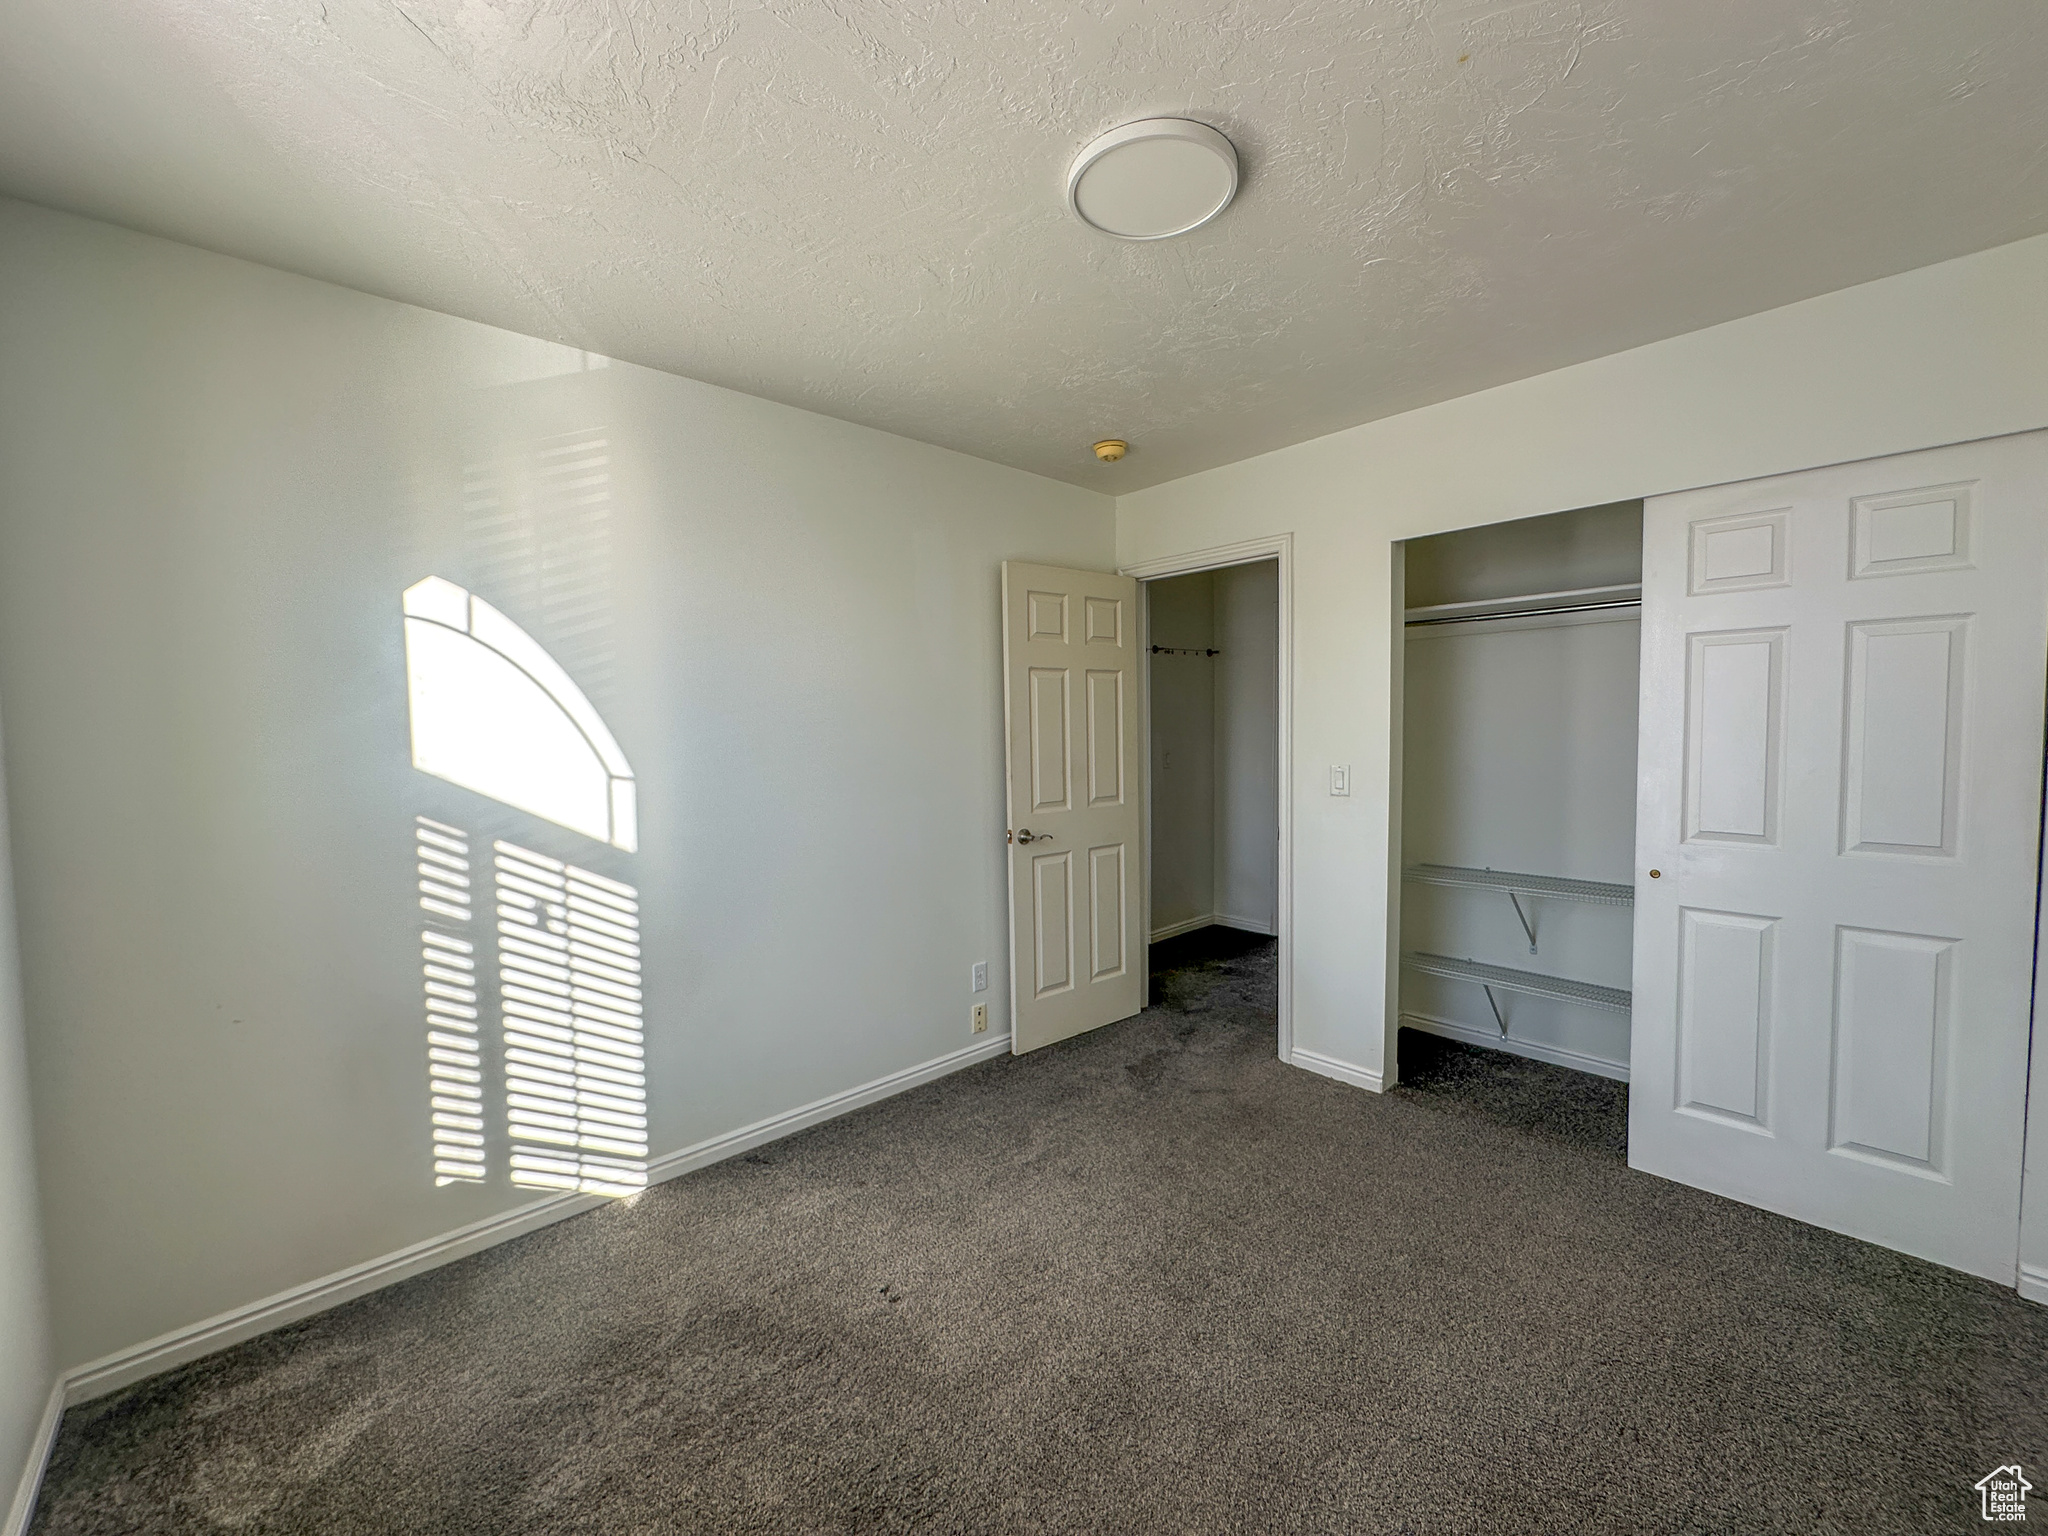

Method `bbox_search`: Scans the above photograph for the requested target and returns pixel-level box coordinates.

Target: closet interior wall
[1398,503,1643,1078]
[1147,562,1279,942]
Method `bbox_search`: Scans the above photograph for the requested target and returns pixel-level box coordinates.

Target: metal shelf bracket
[1481,984,1507,1036]
[1506,890,1538,954]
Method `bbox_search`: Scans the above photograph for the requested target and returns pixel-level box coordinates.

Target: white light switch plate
[1330,764,1351,796]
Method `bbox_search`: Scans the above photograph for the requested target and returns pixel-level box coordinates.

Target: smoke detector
[1093,439,1129,463]
[1067,119,1239,241]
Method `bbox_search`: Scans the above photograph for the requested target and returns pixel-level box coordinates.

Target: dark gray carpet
[30,934,2048,1534]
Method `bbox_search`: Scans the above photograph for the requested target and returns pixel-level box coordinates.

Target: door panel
[1027,589,1068,640]
[1085,670,1124,805]
[1032,850,1073,997]
[1829,926,1951,1172]
[1684,628,1784,843]
[1841,619,1964,854]
[1089,844,1127,981]
[1850,483,1971,577]
[1028,668,1070,812]
[1690,509,1790,592]
[1085,595,1122,644]
[1633,432,2048,1283]
[1004,561,1144,1052]
[1676,907,1775,1129]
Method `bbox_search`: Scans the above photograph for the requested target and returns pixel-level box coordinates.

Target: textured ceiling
[2,0,2045,489]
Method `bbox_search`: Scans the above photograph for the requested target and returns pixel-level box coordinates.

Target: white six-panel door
[1002,561,1145,1053]
[1632,432,2048,1283]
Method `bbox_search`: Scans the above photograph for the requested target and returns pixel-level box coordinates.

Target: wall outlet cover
[971,1002,989,1033]
[971,961,988,993]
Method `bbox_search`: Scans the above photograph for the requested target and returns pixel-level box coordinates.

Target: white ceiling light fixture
[1067,118,1239,241]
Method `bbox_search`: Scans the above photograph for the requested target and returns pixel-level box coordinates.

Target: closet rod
[1403,581,1641,628]
[1404,597,1640,628]
[1149,645,1221,656]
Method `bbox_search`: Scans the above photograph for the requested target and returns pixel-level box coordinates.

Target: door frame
[2026,766,2048,1301]
[1123,534,1294,1064]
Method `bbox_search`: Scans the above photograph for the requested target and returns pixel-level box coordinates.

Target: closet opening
[1142,558,1282,1033]
[1395,501,1643,1121]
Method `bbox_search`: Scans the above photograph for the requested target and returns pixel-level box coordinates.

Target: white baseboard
[1214,913,1276,937]
[1148,913,1215,942]
[5,1379,62,1536]
[1289,1047,1385,1094]
[1149,913,1278,942]
[2020,1264,2048,1306]
[58,1032,1014,1409]
[1400,1011,1630,1084]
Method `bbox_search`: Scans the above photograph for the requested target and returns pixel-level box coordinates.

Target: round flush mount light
[1067,118,1239,241]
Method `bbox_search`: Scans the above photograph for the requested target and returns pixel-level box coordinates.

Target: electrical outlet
[971,1002,989,1034]
[971,961,988,993]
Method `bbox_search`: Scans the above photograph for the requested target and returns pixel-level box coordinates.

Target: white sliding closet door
[1631,432,2048,1283]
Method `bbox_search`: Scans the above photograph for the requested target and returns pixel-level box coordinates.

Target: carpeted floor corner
[29,934,2048,1534]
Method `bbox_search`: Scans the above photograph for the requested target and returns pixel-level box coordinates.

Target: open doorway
[1394,501,1643,1142]
[1138,553,1286,1049]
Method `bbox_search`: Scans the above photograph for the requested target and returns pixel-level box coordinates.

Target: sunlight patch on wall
[416,814,475,923]
[417,816,485,1185]
[403,575,637,851]
[464,429,618,704]
[404,560,648,1196]
[496,839,649,1197]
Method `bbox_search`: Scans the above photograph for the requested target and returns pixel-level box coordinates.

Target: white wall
[1211,562,1278,934]
[1116,230,2048,1090]
[0,711,53,1524]
[0,197,1114,1372]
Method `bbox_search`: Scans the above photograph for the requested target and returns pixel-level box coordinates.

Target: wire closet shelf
[1400,864,1635,1037]
[1404,863,1633,907]
[1401,952,1631,1014]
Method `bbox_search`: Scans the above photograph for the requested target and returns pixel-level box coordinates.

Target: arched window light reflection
[402,576,636,852]
[495,840,648,1197]
[417,816,485,1185]
[404,573,647,1197]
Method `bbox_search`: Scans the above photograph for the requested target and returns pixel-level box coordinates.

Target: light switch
[1330,764,1351,796]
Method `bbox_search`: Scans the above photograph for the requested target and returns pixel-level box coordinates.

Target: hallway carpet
[31,936,2048,1534]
